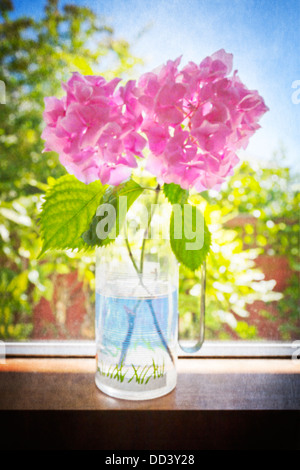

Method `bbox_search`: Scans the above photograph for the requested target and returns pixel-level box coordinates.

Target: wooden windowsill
[1,357,299,410]
[1,358,299,449]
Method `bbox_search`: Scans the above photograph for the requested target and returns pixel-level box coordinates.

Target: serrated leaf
[163,183,189,204]
[170,203,211,271]
[38,175,106,257]
[82,178,144,247]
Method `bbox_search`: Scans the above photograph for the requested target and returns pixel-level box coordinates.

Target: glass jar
[95,189,178,400]
[95,187,206,400]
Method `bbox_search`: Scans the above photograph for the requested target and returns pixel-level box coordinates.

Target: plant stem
[119,299,142,366]
[121,185,174,366]
[140,184,160,273]
[124,226,140,275]
[123,261,175,365]
[146,298,174,364]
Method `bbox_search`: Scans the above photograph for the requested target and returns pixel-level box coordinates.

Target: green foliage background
[0,0,299,341]
[180,158,299,341]
[0,0,141,338]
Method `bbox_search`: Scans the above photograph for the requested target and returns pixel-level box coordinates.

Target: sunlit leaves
[39,175,106,256]
[82,179,144,247]
[170,203,211,271]
[163,183,189,205]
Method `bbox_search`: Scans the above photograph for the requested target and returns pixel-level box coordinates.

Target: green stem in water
[122,185,174,365]
[140,185,160,273]
[124,225,140,275]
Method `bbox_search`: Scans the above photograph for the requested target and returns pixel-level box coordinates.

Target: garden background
[0,0,299,342]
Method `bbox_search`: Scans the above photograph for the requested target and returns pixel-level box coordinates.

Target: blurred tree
[179,157,299,341]
[0,0,142,339]
[0,0,141,200]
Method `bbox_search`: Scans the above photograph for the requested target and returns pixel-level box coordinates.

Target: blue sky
[11,0,300,169]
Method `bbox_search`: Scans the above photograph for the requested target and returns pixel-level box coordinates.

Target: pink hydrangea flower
[42,73,145,185]
[137,49,269,191]
[42,50,268,191]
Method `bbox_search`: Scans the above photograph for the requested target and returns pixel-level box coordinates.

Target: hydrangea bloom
[42,73,145,185]
[137,49,269,191]
[42,50,268,191]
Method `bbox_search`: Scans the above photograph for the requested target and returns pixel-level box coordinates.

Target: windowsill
[1,357,299,410]
[2,339,298,357]
[1,357,299,449]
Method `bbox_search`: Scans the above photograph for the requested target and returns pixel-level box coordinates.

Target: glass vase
[95,189,205,400]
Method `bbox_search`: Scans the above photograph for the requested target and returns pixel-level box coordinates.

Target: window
[0,1,298,360]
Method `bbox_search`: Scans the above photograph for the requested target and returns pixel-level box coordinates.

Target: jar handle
[178,260,206,354]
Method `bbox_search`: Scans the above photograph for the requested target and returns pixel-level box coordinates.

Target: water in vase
[95,277,178,400]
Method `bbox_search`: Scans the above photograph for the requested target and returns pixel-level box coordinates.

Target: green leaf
[38,175,106,257]
[170,203,211,271]
[82,178,144,247]
[163,183,189,204]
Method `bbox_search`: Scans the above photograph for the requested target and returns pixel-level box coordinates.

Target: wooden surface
[1,358,299,449]
[0,358,299,410]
